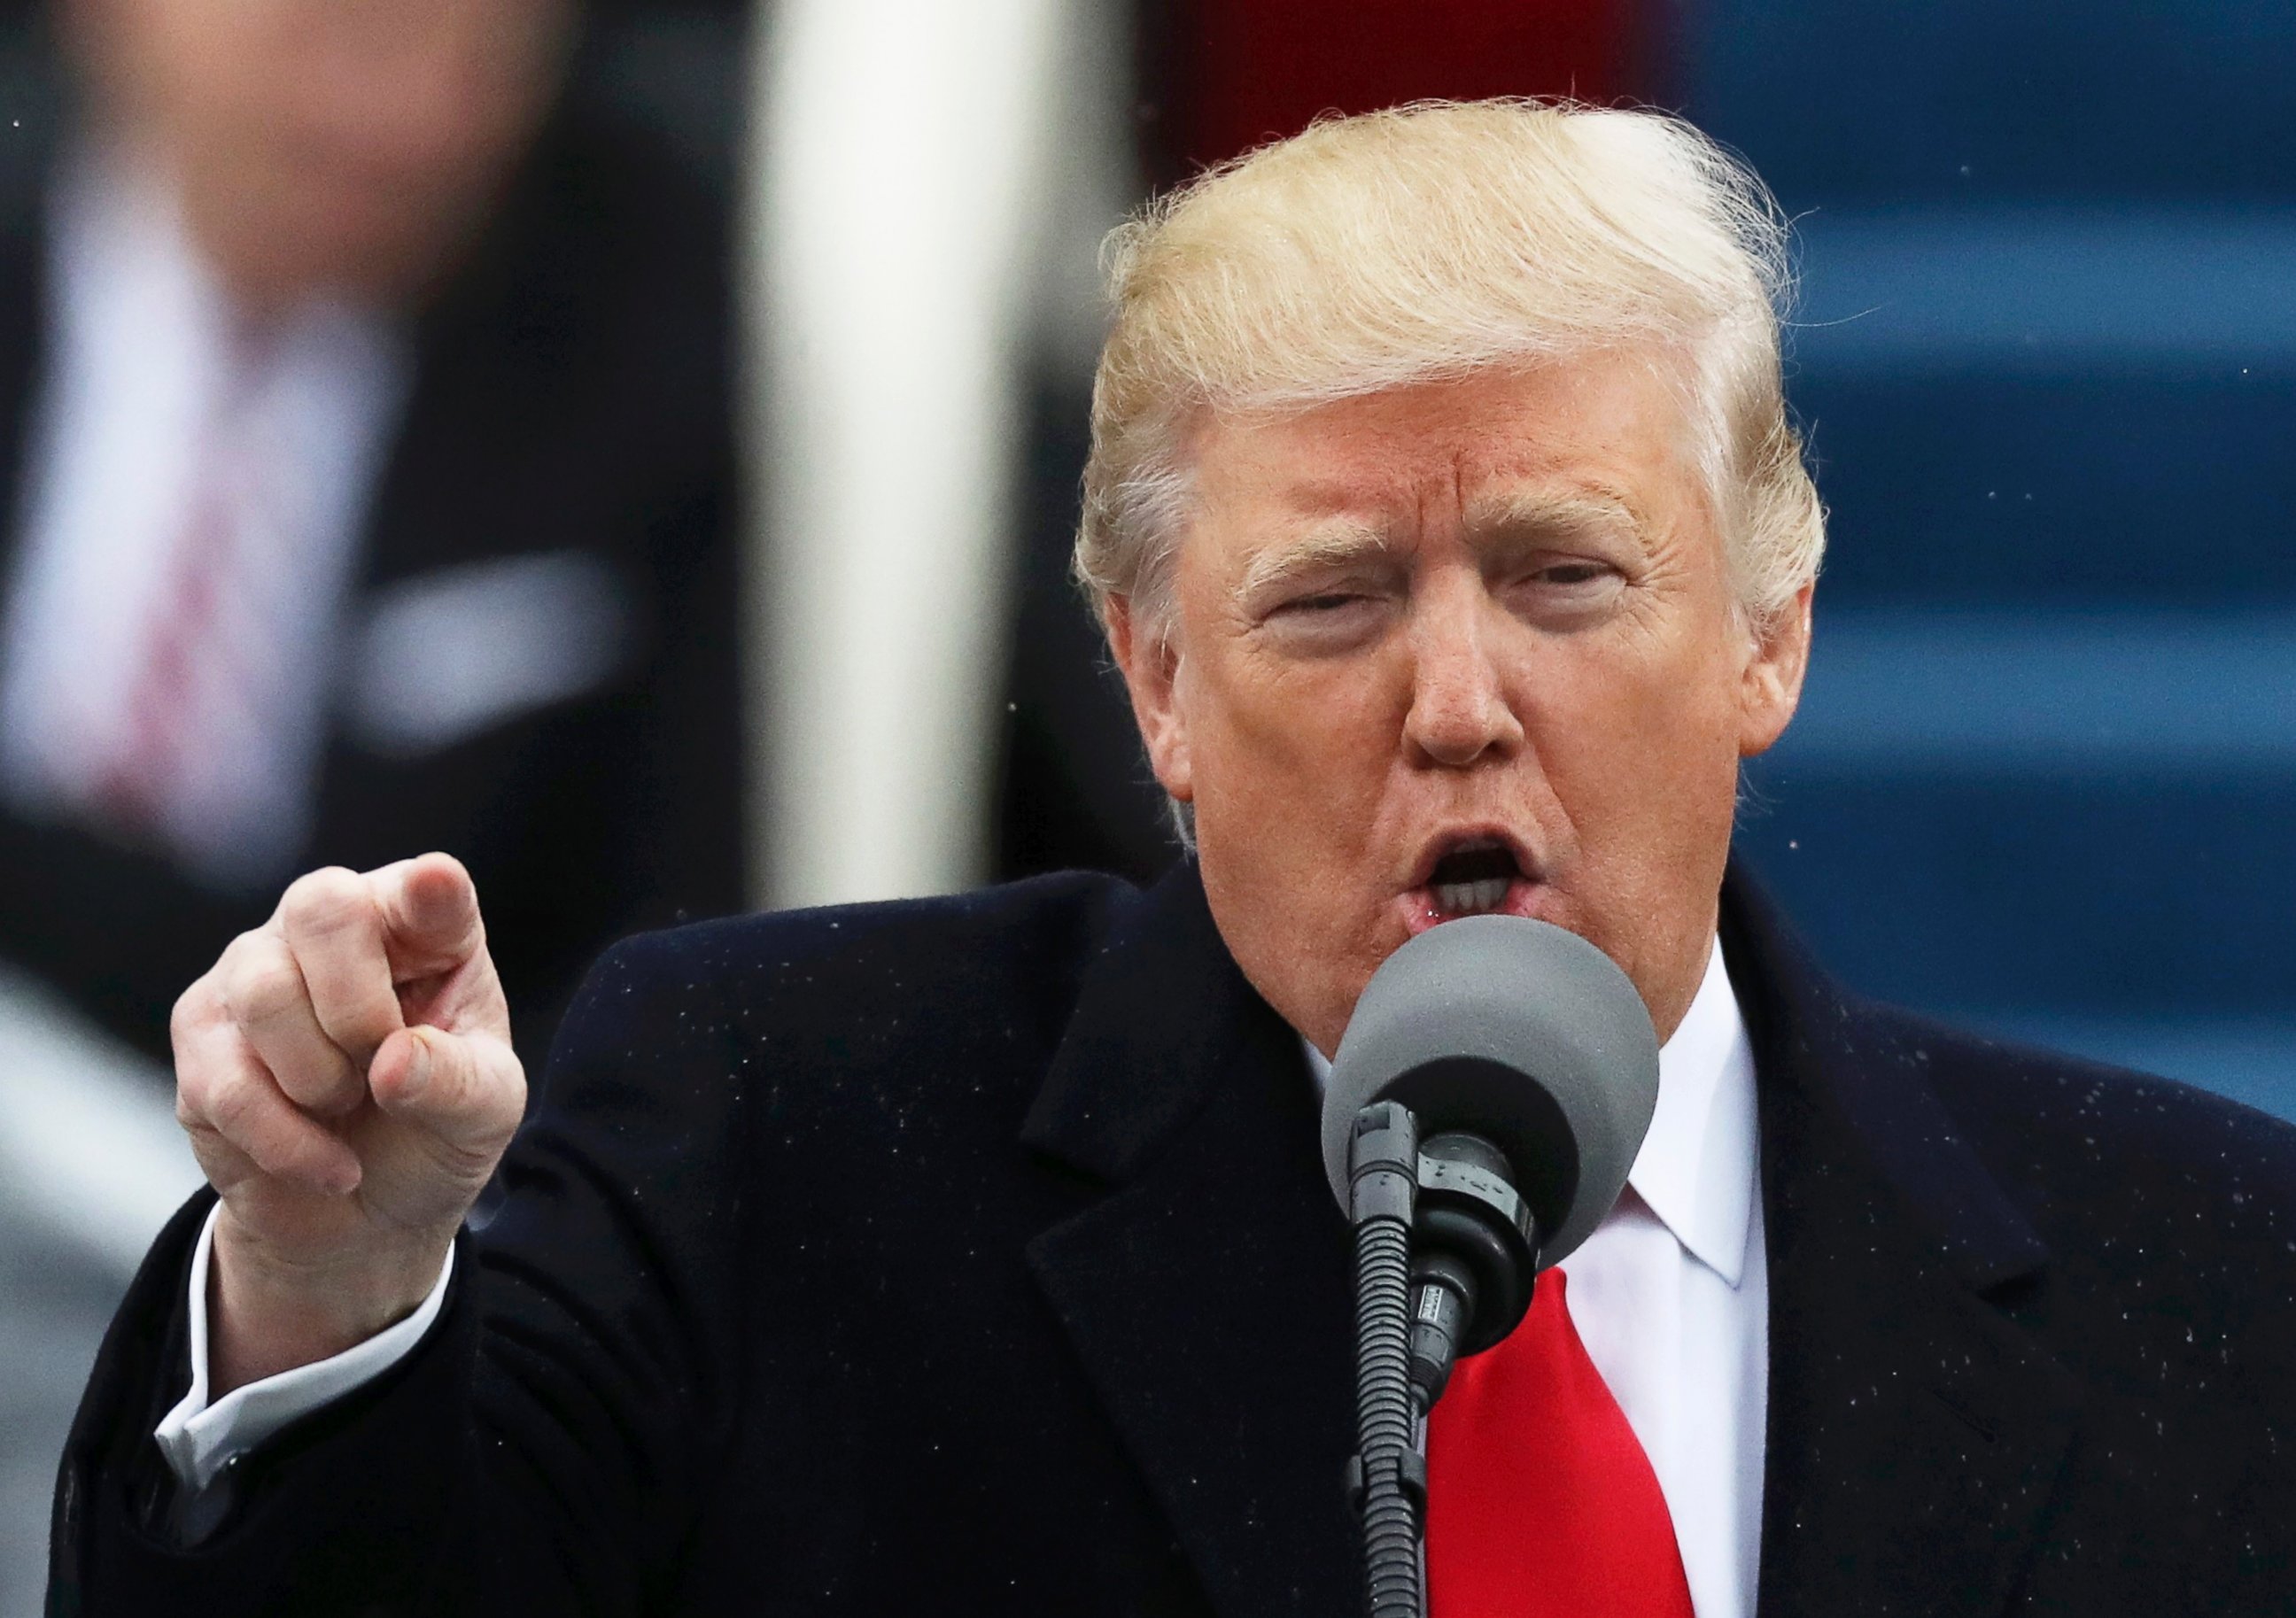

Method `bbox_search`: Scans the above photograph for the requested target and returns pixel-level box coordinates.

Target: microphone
[1323,911,1661,1388]
[1320,915,1659,1618]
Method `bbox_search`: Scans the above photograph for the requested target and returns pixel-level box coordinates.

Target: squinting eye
[1259,587,1391,647]
[1535,562,1610,586]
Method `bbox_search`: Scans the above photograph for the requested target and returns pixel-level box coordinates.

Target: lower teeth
[1434,878,1510,915]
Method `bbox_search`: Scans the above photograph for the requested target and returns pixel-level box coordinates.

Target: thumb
[369,1024,525,1165]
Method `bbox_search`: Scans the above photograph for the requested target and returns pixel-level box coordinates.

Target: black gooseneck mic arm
[1342,1102,1540,1618]
[1343,1103,1426,1618]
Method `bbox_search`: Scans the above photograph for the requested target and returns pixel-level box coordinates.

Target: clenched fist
[172,853,524,1395]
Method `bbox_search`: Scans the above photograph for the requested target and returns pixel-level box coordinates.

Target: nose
[1401,588,1524,769]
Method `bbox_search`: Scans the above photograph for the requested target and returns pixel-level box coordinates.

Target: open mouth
[1420,838,1528,919]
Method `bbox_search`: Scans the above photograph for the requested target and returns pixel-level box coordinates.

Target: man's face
[68,0,575,309]
[1111,356,1811,1057]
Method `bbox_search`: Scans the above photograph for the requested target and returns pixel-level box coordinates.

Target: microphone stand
[1344,1102,1429,1618]
[1343,1101,1540,1618]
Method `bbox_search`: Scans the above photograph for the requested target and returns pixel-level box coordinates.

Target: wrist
[207,1211,454,1395]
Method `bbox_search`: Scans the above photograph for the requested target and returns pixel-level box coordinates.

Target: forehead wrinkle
[1236,519,1401,598]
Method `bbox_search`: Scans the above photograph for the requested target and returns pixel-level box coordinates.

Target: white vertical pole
[741,0,1092,909]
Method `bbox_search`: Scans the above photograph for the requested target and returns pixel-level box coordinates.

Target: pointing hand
[171,853,523,1392]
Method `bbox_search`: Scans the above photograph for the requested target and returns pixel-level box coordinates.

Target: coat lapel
[1726,872,2085,1616]
[1021,865,1360,1618]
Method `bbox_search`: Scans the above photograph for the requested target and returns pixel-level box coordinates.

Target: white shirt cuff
[152,1202,455,1493]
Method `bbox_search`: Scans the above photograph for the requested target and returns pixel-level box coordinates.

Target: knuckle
[281,866,368,940]
[280,1051,361,1113]
[206,1064,288,1154]
[169,978,213,1049]
[200,1065,254,1133]
[222,946,304,1028]
[206,1082,300,1180]
[175,1062,212,1126]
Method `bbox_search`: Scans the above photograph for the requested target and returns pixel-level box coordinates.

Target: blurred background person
[0,1,749,1608]
[0,0,748,1073]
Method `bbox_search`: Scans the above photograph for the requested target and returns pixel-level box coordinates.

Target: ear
[1738,580,1813,758]
[1105,596,1194,804]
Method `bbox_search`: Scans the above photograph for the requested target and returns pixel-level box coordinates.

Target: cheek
[1525,616,1746,823]
[1190,643,1402,821]
[1186,646,1408,1050]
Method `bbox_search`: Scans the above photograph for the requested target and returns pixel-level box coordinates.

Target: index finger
[275,866,403,1068]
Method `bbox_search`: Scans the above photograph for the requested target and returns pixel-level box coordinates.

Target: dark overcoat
[49,863,2296,1614]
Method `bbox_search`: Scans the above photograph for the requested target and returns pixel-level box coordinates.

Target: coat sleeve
[49,927,760,1617]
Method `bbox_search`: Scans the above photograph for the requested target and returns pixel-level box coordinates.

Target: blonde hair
[1073,98,1824,639]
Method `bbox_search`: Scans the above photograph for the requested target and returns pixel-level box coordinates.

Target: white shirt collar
[1629,938,1758,1288]
[1300,933,1759,1289]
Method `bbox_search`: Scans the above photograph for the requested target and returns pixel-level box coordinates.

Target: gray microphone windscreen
[1320,915,1661,1269]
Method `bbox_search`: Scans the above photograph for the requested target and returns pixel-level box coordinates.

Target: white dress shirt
[0,149,407,891]
[160,938,1765,1618]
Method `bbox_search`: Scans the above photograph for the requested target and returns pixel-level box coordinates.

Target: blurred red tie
[91,322,279,853]
[1427,1268,1696,1617]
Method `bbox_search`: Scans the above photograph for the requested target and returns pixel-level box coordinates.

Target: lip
[1393,880,1549,938]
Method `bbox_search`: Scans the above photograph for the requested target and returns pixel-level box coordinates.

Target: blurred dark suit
[0,88,747,1067]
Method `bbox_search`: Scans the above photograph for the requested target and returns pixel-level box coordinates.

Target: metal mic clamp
[1407,1133,1538,1409]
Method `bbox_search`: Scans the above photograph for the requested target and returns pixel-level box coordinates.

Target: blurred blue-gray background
[1685,0,2296,1119]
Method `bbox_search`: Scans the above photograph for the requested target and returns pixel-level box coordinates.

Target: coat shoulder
[587,868,1133,998]
[541,871,1141,1111]
[1889,1005,2296,1191]
[1858,1000,2296,1306]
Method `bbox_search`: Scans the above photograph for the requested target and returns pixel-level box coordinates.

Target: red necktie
[1426,1268,1696,1617]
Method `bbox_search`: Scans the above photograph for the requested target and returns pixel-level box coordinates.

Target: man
[53,102,2296,1615]
[0,0,746,1066]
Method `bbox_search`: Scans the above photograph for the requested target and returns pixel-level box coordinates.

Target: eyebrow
[1236,521,1403,600]
[1462,489,1648,548]
[1233,488,1652,604]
